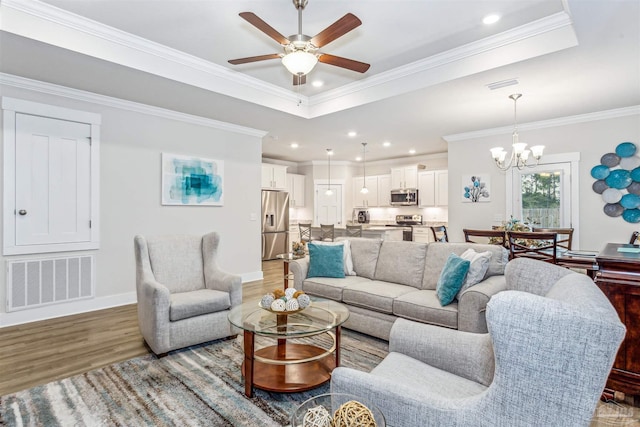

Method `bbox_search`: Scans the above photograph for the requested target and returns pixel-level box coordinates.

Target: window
[507,153,580,243]
[3,98,101,255]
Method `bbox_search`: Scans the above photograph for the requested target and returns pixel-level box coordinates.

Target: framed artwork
[462,174,491,203]
[161,153,224,206]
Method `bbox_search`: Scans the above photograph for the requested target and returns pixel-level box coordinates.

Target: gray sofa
[331,258,626,427]
[289,238,509,339]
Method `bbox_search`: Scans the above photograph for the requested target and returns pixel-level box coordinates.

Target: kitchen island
[304,226,403,242]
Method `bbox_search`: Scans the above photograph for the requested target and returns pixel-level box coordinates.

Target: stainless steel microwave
[390,189,418,206]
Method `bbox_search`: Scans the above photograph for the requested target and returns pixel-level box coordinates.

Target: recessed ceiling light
[409,149,416,155]
[312,80,324,87]
[348,131,357,137]
[291,143,299,148]
[383,141,391,147]
[483,14,500,25]
[355,156,362,161]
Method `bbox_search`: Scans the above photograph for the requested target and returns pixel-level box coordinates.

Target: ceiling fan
[228,0,370,86]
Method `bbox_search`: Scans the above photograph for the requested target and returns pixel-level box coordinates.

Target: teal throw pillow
[308,242,345,278]
[436,253,471,306]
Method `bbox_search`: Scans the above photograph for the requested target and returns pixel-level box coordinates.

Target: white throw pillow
[309,240,356,276]
[456,248,492,299]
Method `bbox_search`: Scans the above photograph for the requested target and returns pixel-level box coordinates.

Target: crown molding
[443,105,640,142]
[0,73,268,138]
[2,0,580,121]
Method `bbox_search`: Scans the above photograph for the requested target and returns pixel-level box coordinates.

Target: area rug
[0,330,388,427]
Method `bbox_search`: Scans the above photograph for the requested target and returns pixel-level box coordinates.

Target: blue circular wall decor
[592,141,640,223]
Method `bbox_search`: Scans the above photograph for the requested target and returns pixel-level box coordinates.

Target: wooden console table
[595,243,640,396]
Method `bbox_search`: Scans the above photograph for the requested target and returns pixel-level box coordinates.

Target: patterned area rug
[0,330,388,427]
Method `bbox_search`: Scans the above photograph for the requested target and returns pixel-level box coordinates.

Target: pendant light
[490,94,544,170]
[325,148,333,196]
[360,142,369,194]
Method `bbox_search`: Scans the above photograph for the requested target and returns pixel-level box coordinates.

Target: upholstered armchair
[134,232,242,355]
[331,258,626,426]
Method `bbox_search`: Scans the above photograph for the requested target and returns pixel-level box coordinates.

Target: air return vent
[6,255,94,312]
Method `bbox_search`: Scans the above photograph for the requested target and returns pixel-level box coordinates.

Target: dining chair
[345,224,363,237]
[463,229,507,247]
[630,231,639,245]
[532,227,574,251]
[298,223,312,243]
[319,224,335,241]
[507,231,558,263]
[430,225,448,242]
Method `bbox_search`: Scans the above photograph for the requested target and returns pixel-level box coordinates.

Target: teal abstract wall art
[161,153,224,206]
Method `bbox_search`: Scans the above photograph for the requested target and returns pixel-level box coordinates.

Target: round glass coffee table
[228,298,349,397]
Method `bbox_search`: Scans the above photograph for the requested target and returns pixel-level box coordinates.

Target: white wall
[447,111,640,250]
[1,83,264,326]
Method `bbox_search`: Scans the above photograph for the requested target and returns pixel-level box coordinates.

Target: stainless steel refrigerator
[262,190,289,260]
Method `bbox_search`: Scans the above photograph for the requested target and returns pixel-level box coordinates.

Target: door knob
[18,209,27,216]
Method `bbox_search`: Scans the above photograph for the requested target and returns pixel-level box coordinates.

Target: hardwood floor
[1,260,637,425]
[0,260,282,396]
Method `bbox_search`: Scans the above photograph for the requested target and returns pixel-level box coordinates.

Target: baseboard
[0,272,264,328]
[0,292,136,328]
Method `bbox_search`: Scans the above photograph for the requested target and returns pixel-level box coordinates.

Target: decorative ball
[616,142,637,158]
[303,405,331,427]
[293,290,305,298]
[620,156,640,170]
[592,180,608,194]
[332,400,377,427]
[602,188,623,204]
[591,164,611,180]
[623,208,640,223]
[260,294,275,309]
[285,298,299,311]
[628,182,640,195]
[297,293,311,308]
[604,203,624,217]
[621,193,640,209]
[273,289,285,299]
[601,152,621,168]
[270,299,286,312]
[285,287,297,299]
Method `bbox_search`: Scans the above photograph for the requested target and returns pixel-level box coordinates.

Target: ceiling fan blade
[239,12,290,46]
[310,13,362,48]
[228,54,282,65]
[293,74,307,86]
[318,54,370,73]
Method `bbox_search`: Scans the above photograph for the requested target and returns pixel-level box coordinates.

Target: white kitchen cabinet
[391,166,418,189]
[286,173,305,207]
[412,227,433,243]
[377,174,391,206]
[353,176,378,207]
[435,170,448,206]
[418,170,448,207]
[262,163,287,190]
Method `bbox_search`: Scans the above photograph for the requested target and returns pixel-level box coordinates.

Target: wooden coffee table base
[242,327,341,397]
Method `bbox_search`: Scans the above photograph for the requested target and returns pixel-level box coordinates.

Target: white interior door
[15,113,92,245]
[315,183,343,226]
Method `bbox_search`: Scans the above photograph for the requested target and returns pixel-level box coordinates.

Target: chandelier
[325,148,333,196]
[360,142,369,194]
[490,94,544,170]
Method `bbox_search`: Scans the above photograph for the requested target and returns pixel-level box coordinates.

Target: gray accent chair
[134,232,242,355]
[331,258,626,426]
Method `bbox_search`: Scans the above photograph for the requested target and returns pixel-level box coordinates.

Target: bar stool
[345,224,363,238]
[319,224,335,241]
[298,223,312,243]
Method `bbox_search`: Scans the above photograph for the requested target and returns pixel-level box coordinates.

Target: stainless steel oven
[385,214,423,241]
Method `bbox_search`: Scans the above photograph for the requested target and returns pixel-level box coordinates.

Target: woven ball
[297,293,311,308]
[285,287,297,299]
[273,289,285,299]
[293,290,305,299]
[270,299,286,312]
[303,405,331,427]
[332,400,377,427]
[260,294,275,309]
[285,298,299,311]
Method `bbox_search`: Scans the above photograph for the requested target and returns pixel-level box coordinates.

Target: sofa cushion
[374,241,428,288]
[302,275,371,301]
[147,235,205,293]
[394,290,459,329]
[309,240,356,276]
[170,289,230,321]
[422,243,508,290]
[346,238,383,279]
[342,280,416,314]
[308,242,345,278]
[436,253,470,306]
[456,249,492,299]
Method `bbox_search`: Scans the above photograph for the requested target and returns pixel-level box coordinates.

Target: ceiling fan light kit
[229,0,369,85]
